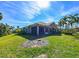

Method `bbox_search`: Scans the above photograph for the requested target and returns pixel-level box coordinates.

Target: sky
[0,1,79,27]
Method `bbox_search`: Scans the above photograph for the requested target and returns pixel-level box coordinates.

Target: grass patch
[0,34,26,57]
[73,32,79,39]
[0,34,79,57]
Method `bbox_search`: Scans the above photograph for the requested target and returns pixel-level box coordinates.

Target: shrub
[61,29,77,35]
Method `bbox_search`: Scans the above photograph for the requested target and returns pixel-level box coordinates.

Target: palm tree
[59,14,79,34]
[0,12,3,20]
[58,20,62,29]
[59,15,75,29]
[58,19,66,29]
[74,14,79,28]
[0,12,3,35]
[67,15,76,29]
[61,16,69,29]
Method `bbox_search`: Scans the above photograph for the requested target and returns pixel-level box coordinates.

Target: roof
[27,22,58,29]
[28,22,48,27]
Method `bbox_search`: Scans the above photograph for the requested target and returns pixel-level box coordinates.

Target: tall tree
[74,14,79,27]
[0,12,3,20]
[58,19,66,29]
[67,15,76,29]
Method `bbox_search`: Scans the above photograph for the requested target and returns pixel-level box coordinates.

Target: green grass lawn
[0,34,79,58]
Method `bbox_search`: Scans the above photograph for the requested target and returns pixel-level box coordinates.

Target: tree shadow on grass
[17,33,62,40]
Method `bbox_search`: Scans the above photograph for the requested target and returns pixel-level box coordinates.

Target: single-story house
[25,22,60,36]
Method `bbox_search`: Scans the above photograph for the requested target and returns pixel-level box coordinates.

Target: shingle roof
[28,22,48,27]
[27,22,58,29]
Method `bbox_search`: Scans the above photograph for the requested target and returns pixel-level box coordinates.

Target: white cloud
[22,4,40,19]
[22,1,50,20]
[1,1,51,27]
[41,16,54,23]
[2,11,32,25]
[61,7,79,16]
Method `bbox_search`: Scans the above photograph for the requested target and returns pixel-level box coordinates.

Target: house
[25,22,60,36]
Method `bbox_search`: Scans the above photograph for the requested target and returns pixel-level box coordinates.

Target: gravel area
[22,39,48,48]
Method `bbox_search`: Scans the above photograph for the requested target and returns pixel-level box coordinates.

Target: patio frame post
[37,26,39,36]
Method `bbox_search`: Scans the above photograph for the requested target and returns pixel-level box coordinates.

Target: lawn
[0,34,79,58]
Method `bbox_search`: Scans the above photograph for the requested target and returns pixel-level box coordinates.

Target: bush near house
[61,29,77,35]
[73,32,79,39]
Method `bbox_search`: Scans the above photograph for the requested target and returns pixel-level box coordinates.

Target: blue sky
[0,1,79,27]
